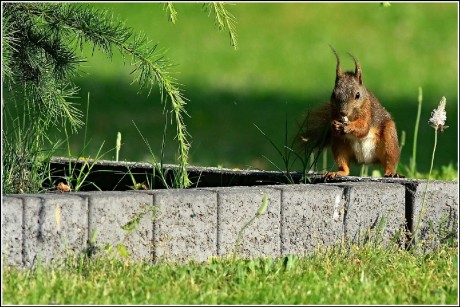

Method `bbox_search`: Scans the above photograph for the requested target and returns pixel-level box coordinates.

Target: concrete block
[273,184,345,256]
[213,186,281,258]
[326,182,406,245]
[21,194,88,267]
[1,196,23,266]
[411,180,458,250]
[81,192,154,262]
[151,189,218,263]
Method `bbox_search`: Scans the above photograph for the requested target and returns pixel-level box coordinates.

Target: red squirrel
[300,47,403,178]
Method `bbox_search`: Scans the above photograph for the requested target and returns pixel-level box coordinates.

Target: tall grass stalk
[396,130,406,172]
[132,121,170,189]
[410,129,437,248]
[410,87,423,177]
[62,124,108,192]
[409,96,447,248]
[2,88,63,194]
[254,123,296,182]
[83,92,91,157]
[55,92,114,191]
[254,113,323,184]
[322,148,328,173]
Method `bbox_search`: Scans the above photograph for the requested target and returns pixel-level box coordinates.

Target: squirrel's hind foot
[324,170,349,180]
[384,173,405,178]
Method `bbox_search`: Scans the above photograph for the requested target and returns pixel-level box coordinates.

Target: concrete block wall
[212,186,282,259]
[327,182,406,245]
[84,191,153,261]
[149,189,218,263]
[276,184,344,256]
[409,181,459,250]
[2,180,458,267]
[21,194,88,267]
[1,197,23,266]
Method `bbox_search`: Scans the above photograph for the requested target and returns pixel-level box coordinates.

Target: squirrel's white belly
[346,130,378,164]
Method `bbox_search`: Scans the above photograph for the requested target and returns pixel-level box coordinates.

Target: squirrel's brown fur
[299,47,403,178]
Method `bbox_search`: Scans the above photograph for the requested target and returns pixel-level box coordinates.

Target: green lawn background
[55,3,458,175]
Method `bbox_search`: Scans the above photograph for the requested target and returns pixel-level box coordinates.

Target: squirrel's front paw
[332,120,344,133]
[332,119,351,135]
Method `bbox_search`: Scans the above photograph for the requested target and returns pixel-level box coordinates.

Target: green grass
[42,3,457,175]
[2,243,457,304]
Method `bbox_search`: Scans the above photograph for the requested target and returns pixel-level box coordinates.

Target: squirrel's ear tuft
[329,45,342,80]
[347,52,363,84]
[355,61,363,85]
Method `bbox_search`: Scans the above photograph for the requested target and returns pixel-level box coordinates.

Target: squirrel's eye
[355,92,360,100]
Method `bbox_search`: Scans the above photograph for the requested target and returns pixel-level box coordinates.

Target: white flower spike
[429,96,448,131]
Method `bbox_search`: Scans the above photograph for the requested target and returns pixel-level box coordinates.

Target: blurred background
[52,2,458,175]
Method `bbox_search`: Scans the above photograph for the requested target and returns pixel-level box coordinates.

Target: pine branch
[21,3,191,186]
[4,3,84,132]
[203,2,238,50]
[4,2,244,189]
[25,24,83,82]
[164,2,178,24]
[3,2,204,191]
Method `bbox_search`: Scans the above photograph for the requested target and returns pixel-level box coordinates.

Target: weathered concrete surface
[20,194,88,267]
[80,191,154,262]
[410,180,458,250]
[273,184,345,256]
[325,182,407,246]
[210,186,281,259]
[1,196,23,266]
[1,176,458,267]
[148,189,218,263]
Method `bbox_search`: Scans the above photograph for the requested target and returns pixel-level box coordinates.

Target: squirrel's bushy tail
[295,102,332,165]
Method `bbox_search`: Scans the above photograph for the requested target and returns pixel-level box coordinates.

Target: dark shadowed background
[49,3,458,175]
